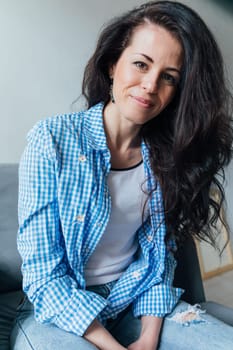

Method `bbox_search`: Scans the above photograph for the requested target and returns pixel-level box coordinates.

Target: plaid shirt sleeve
[132,249,183,318]
[18,121,107,336]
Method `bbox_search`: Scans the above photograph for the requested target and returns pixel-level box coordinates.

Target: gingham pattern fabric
[18,102,183,336]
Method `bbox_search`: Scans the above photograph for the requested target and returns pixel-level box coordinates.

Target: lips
[131,95,154,108]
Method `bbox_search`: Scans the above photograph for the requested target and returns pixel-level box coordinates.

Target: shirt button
[78,155,87,162]
[147,235,153,242]
[76,214,85,222]
[132,271,141,279]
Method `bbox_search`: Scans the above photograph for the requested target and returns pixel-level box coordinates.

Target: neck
[103,102,141,151]
[103,102,142,169]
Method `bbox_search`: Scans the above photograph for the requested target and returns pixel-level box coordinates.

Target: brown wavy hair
[82,1,233,248]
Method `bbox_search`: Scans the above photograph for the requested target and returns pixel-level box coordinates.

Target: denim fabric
[10,282,233,350]
[159,301,233,349]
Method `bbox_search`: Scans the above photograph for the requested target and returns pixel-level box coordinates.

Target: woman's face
[110,23,183,126]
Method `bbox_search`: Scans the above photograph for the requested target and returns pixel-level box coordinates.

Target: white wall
[1,0,232,161]
[1,0,233,237]
[0,0,144,162]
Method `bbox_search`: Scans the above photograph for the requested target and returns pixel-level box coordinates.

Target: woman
[11,1,233,349]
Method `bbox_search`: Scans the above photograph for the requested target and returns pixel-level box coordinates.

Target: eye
[161,72,178,86]
[133,61,148,71]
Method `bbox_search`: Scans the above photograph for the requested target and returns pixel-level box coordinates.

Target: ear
[109,64,116,79]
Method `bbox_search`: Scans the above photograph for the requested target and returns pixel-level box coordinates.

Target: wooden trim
[202,264,233,280]
[196,238,233,280]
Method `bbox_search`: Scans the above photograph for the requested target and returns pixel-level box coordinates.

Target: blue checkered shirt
[18,102,183,336]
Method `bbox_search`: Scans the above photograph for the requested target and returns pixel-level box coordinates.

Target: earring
[109,79,115,103]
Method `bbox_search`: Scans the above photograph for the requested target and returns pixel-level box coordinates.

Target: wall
[1,0,233,237]
[0,0,143,162]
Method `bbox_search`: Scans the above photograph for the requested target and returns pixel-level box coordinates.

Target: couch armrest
[201,301,233,327]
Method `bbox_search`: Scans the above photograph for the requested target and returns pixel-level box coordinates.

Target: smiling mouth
[131,96,154,108]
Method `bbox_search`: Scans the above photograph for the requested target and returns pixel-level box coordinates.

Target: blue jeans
[10,282,233,350]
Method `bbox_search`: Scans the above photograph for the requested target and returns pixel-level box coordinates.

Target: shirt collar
[83,102,108,151]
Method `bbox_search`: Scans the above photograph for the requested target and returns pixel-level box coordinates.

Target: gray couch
[0,164,233,349]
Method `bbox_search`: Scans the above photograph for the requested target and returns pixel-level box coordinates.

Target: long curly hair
[82,1,233,247]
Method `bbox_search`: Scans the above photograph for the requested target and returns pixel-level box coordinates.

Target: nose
[141,74,159,94]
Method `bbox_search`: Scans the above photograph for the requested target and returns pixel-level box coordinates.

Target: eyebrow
[135,53,181,75]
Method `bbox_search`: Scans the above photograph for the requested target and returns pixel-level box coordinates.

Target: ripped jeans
[10,282,233,350]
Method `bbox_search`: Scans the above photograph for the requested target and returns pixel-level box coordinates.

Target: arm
[18,120,107,336]
[128,316,163,350]
[84,319,127,350]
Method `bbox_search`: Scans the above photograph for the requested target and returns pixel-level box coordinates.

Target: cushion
[0,164,22,292]
[201,301,233,327]
[0,291,24,349]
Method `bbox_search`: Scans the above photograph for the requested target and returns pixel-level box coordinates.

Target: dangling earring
[109,79,115,103]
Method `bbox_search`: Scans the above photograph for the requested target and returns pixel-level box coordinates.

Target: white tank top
[84,161,147,286]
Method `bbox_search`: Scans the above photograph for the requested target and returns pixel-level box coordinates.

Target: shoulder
[27,110,86,141]
[24,103,104,160]
[27,103,104,143]
[24,110,86,161]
